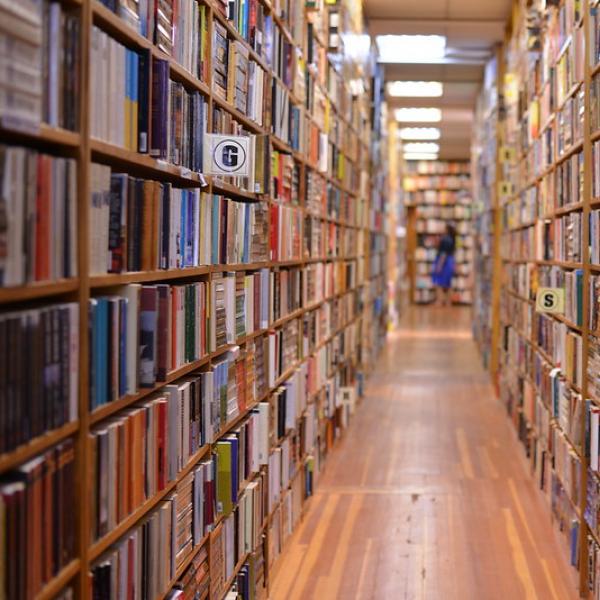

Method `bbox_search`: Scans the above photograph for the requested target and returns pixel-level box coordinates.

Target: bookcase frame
[0,1,387,598]
[403,161,473,306]
[483,0,598,594]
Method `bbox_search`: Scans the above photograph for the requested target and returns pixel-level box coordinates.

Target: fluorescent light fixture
[398,127,441,140]
[376,35,446,63]
[395,107,442,122]
[387,81,443,97]
[342,33,372,62]
[404,152,439,160]
[404,143,440,154]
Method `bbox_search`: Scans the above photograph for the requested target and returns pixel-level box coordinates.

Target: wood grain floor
[269,307,579,600]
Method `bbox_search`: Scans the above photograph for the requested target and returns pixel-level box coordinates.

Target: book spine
[139,286,158,387]
[138,48,151,153]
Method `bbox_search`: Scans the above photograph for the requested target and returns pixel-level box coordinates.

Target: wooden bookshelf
[403,161,474,305]
[0,0,389,599]
[474,0,598,595]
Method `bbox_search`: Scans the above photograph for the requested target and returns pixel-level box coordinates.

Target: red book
[35,155,51,281]
[270,205,278,261]
[42,448,56,583]
[156,284,171,381]
[204,470,214,527]
[236,359,245,413]
[117,421,126,523]
[122,418,131,516]
[249,0,257,47]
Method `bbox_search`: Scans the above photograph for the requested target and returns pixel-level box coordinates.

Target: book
[0,146,77,287]
[0,302,78,454]
[0,441,75,598]
[0,1,43,129]
[91,496,175,599]
[90,27,145,151]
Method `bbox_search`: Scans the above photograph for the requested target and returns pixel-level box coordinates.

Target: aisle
[270,307,578,600]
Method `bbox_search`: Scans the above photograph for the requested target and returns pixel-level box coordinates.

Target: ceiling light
[404,152,439,160]
[387,81,443,97]
[398,127,441,140]
[395,108,442,122]
[404,142,440,153]
[376,35,446,63]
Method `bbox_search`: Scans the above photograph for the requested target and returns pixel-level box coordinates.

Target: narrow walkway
[270,307,578,600]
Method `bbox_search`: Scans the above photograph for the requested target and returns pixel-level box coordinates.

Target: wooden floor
[270,306,579,600]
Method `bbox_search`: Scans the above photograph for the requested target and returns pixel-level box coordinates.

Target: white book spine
[593,408,599,472]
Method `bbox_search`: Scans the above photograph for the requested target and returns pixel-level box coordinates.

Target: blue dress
[432,254,455,289]
[431,234,456,289]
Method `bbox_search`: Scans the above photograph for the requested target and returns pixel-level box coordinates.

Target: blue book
[570,520,579,566]
[96,298,109,408]
[264,16,273,67]
[243,0,249,39]
[89,300,98,410]
[119,297,128,398]
[132,51,139,150]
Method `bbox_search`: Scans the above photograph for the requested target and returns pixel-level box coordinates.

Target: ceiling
[364,0,513,159]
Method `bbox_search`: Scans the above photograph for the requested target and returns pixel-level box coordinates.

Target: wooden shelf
[210,176,264,201]
[36,559,80,600]
[0,279,79,304]
[90,138,206,186]
[90,267,212,287]
[90,351,218,425]
[0,123,81,149]
[0,421,79,475]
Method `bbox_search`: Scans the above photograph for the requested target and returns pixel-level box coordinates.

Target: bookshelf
[496,0,585,587]
[404,160,474,305]
[0,1,387,599]
[472,54,502,373]
[474,0,599,595]
[385,120,407,328]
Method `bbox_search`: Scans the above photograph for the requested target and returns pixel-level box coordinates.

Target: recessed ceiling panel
[365,0,449,20]
[448,0,511,20]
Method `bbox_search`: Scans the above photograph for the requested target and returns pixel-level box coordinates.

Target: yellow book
[216,441,232,515]
[131,51,138,152]
[124,50,132,151]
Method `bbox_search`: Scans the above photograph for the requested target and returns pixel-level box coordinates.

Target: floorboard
[269,306,579,600]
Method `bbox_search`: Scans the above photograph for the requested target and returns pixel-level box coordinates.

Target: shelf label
[498,180,513,199]
[499,146,516,163]
[536,287,565,314]
[203,134,251,177]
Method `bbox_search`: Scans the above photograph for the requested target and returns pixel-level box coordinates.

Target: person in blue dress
[431,224,456,306]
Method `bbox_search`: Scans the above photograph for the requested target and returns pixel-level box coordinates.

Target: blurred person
[431,223,456,306]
